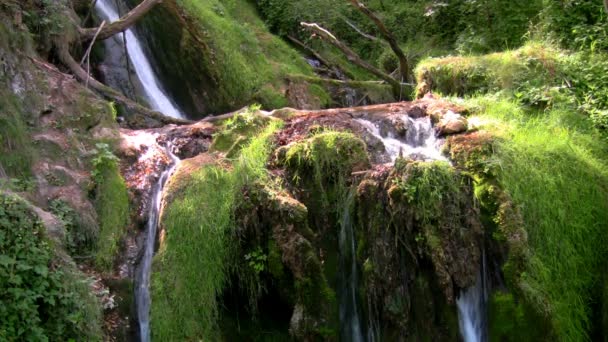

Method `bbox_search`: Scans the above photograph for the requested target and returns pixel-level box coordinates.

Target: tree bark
[348,0,411,82]
[79,0,162,41]
[300,22,401,90]
[604,0,608,14]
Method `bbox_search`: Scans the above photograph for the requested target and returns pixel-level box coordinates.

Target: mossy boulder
[277,131,370,228]
[125,0,328,117]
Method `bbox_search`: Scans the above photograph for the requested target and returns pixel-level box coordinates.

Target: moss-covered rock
[277,131,370,229]
[354,157,482,340]
[125,0,329,117]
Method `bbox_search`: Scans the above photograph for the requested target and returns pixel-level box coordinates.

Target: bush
[0,193,102,340]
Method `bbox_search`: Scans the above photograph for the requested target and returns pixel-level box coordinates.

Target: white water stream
[356,116,446,162]
[339,193,364,342]
[95,0,184,118]
[457,274,486,342]
[135,144,180,342]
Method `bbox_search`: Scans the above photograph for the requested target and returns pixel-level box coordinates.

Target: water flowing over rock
[95,0,184,119]
[135,144,180,342]
[339,192,364,342]
[457,273,487,342]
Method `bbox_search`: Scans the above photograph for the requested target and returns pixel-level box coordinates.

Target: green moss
[0,192,102,341]
[132,0,326,115]
[460,97,608,340]
[0,96,36,178]
[280,131,370,218]
[488,291,549,341]
[151,120,283,340]
[93,146,129,272]
[415,42,560,98]
[210,108,272,155]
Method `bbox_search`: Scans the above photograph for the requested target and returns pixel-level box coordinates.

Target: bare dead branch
[79,0,162,41]
[348,0,411,82]
[80,21,106,88]
[56,43,191,126]
[341,17,380,42]
[300,22,400,90]
[287,35,333,68]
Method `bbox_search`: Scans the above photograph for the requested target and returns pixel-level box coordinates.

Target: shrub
[0,192,102,340]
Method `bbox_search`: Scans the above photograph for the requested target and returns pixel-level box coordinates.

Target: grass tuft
[151,119,283,340]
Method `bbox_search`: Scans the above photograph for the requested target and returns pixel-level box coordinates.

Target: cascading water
[95,0,184,118]
[457,249,488,342]
[456,273,486,342]
[135,144,180,342]
[339,192,364,342]
[356,116,446,162]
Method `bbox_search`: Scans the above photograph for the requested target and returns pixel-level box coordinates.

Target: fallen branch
[56,43,191,126]
[341,17,380,42]
[80,20,106,88]
[288,74,405,89]
[287,35,333,69]
[79,0,162,41]
[348,0,411,82]
[300,22,400,90]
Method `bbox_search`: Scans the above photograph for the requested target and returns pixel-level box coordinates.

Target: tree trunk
[79,0,162,41]
[300,22,401,91]
[348,0,411,82]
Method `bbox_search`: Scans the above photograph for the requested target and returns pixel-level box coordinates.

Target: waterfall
[135,144,180,342]
[356,116,446,162]
[457,250,488,342]
[95,0,184,119]
[339,192,364,342]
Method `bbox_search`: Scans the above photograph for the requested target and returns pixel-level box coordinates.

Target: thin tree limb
[79,21,106,88]
[287,35,333,68]
[348,0,411,82]
[114,0,136,98]
[56,44,190,126]
[80,21,105,66]
[300,22,400,90]
[341,17,380,42]
[79,0,162,41]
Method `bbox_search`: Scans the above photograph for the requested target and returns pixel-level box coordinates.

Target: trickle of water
[457,272,487,342]
[135,144,180,342]
[339,192,364,342]
[95,0,184,118]
[356,116,446,162]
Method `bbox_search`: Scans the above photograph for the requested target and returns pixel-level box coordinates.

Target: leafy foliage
[49,199,95,256]
[0,193,102,341]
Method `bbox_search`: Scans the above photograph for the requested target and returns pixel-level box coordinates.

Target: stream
[356,115,446,162]
[95,0,184,119]
[95,1,186,340]
[135,144,180,342]
[339,192,363,342]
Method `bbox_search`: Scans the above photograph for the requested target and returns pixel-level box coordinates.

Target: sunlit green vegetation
[151,118,283,340]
